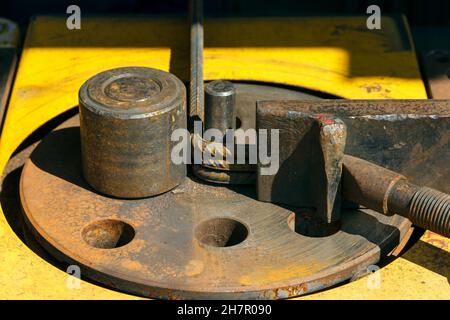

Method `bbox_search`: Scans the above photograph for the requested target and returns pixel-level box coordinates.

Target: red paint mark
[314,113,335,125]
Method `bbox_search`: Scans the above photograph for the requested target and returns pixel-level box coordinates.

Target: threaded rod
[409,188,450,237]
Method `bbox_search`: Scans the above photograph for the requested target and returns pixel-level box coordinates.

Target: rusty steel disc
[19,83,411,299]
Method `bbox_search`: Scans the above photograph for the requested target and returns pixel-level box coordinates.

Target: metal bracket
[256,99,450,233]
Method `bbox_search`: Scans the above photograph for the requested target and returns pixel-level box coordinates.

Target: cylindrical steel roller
[79,67,186,198]
[204,80,236,135]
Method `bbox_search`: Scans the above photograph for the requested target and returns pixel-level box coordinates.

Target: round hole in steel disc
[195,217,248,247]
[82,219,135,249]
[287,211,341,237]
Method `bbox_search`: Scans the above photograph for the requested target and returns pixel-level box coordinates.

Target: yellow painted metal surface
[0,16,448,299]
[303,230,449,299]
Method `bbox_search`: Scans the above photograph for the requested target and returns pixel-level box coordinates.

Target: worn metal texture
[343,155,450,237]
[256,100,450,197]
[79,67,187,198]
[316,115,346,224]
[196,82,326,184]
[257,110,347,226]
[2,15,447,300]
[192,164,256,185]
[19,116,412,299]
[232,83,326,132]
[189,0,204,124]
[204,80,236,134]
[343,155,413,216]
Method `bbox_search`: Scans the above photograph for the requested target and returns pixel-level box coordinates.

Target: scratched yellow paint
[240,262,321,286]
[302,231,450,300]
[0,16,447,299]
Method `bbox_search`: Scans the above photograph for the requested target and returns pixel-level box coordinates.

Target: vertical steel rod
[189,0,204,125]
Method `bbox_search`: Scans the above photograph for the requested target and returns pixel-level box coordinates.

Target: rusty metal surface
[196,82,327,184]
[79,67,187,198]
[19,115,412,299]
[192,164,256,185]
[316,115,346,224]
[257,110,347,227]
[342,155,413,216]
[189,0,204,124]
[256,100,450,196]
[343,155,450,237]
[204,80,236,134]
[233,83,328,132]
